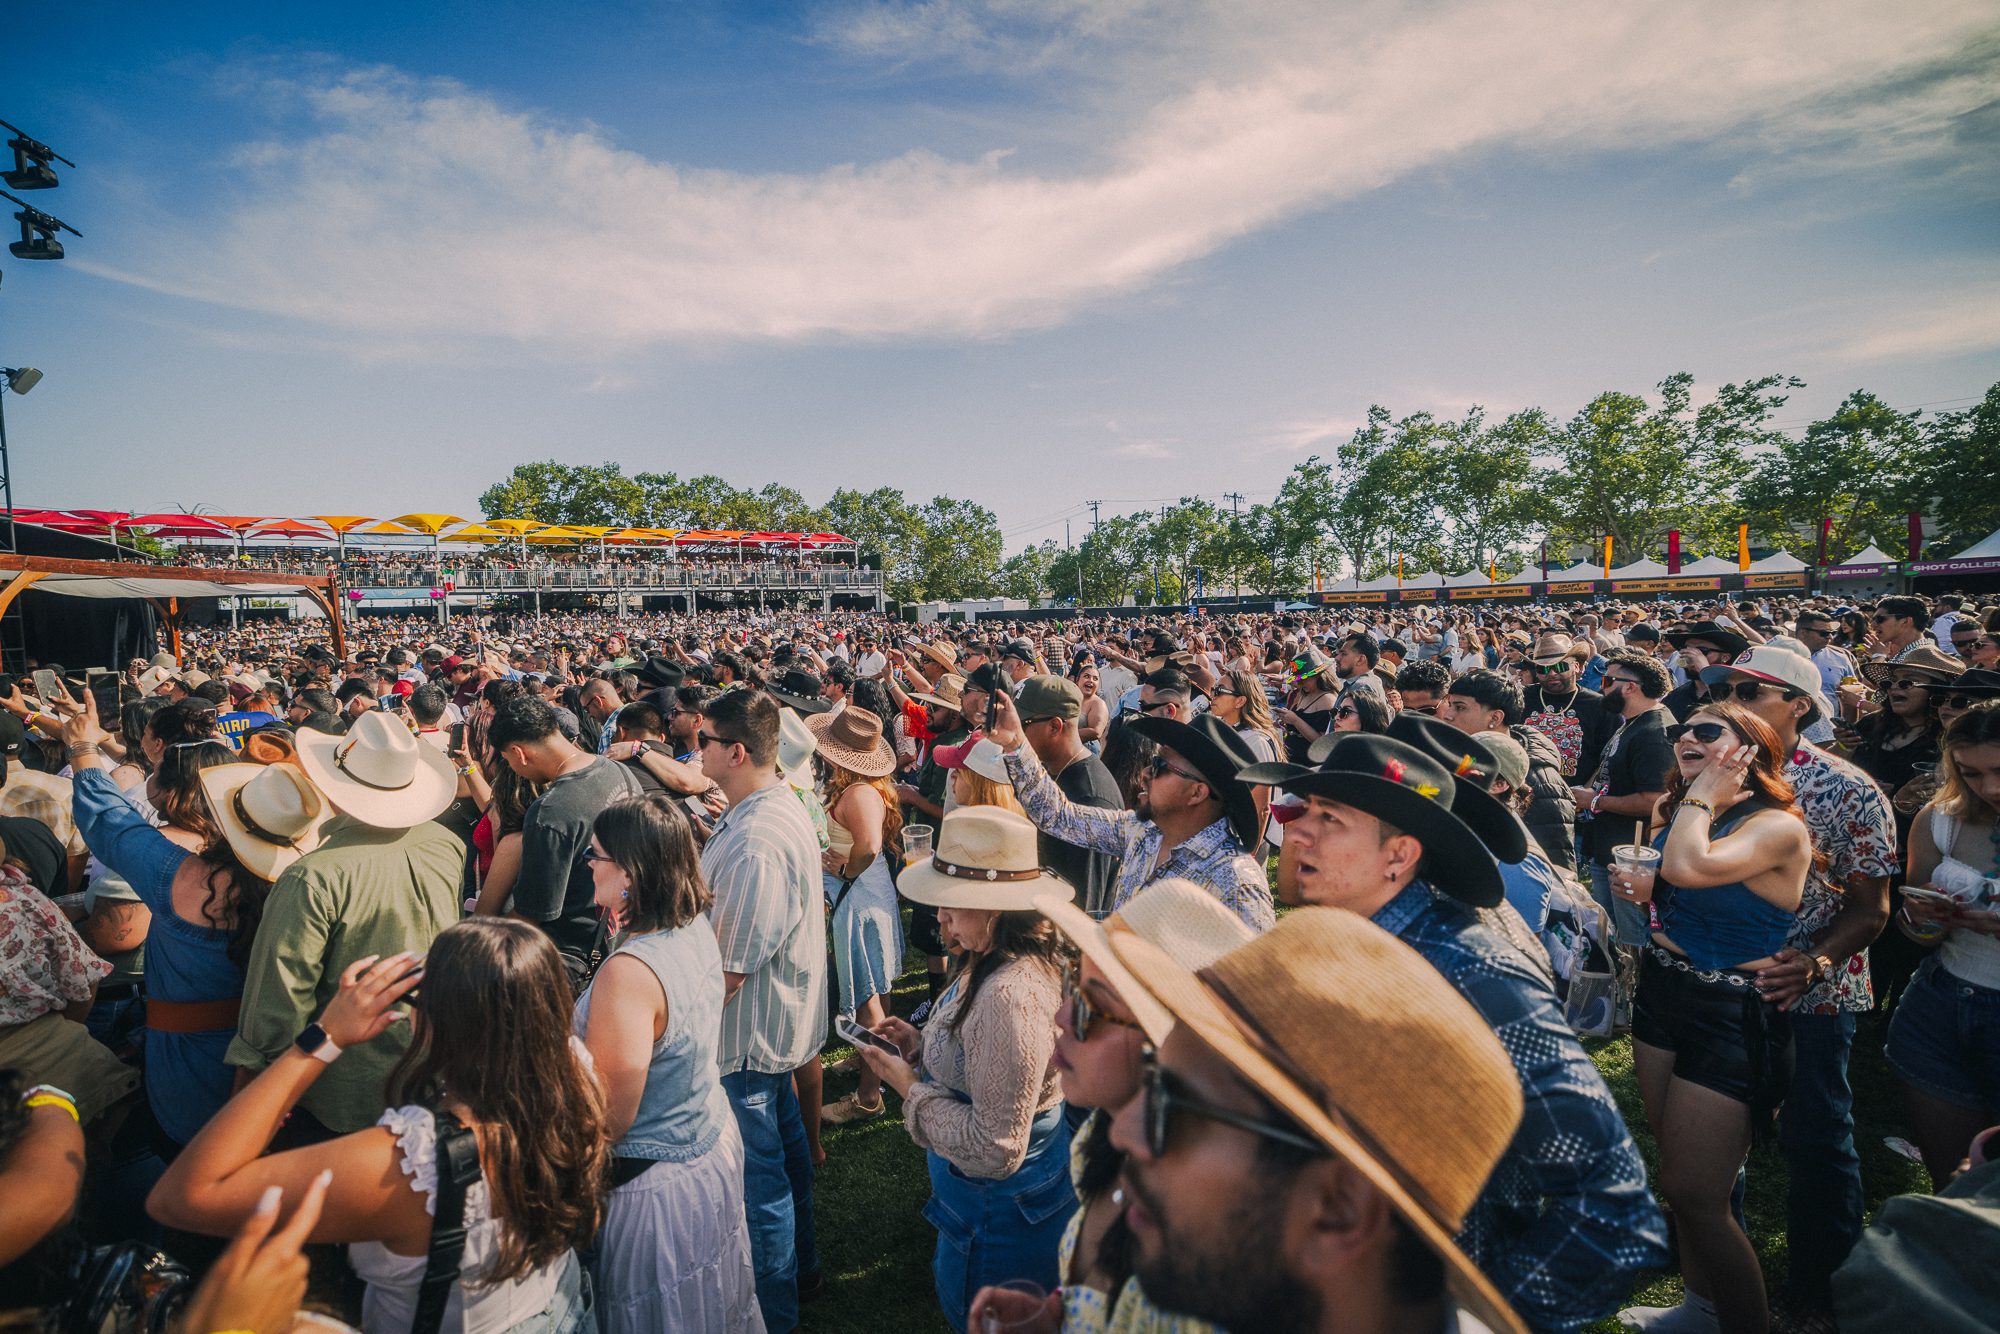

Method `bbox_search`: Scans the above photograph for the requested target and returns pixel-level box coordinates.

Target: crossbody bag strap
[410,1108,483,1334]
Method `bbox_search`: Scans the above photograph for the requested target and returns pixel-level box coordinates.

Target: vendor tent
[1608,558,1670,579]
[1679,556,1739,576]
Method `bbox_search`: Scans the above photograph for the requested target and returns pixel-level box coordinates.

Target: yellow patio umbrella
[523,526,592,545]
[313,515,379,561]
[439,524,510,543]
[389,513,466,535]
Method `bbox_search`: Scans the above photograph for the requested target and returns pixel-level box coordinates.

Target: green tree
[1048,512,1151,606]
[1267,455,1341,588]
[1919,382,2000,551]
[478,461,644,526]
[998,540,1061,601]
[1739,390,1927,562]
[823,487,921,587]
[907,496,1001,603]
[1428,407,1548,574]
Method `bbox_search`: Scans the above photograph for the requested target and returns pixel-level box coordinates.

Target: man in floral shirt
[1707,648,1895,1324]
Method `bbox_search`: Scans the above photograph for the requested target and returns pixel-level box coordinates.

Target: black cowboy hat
[1945,668,2000,697]
[634,655,686,690]
[1383,714,1529,865]
[769,668,831,715]
[1662,619,1750,658]
[1126,712,1264,853]
[1239,734,1503,908]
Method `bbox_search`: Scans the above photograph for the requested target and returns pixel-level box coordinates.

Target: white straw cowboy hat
[294,711,457,828]
[1035,877,1255,1044]
[777,708,818,789]
[197,762,333,881]
[908,672,968,713]
[898,806,1073,911]
[1109,908,1530,1334]
[806,705,897,778]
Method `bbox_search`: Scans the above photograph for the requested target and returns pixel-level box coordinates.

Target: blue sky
[8,0,1999,552]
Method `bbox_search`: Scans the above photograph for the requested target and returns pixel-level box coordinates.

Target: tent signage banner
[1611,577,1722,594]
[1826,562,1898,579]
[1912,557,2000,576]
[1744,572,1809,589]
[1449,585,1530,600]
[1546,581,1600,596]
[1399,588,1438,601]
[1314,590,1391,604]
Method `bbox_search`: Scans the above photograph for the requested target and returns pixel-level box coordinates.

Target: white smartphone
[1901,886,1962,909]
[835,1015,901,1055]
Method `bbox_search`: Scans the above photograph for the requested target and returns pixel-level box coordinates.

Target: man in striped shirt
[699,688,828,1334]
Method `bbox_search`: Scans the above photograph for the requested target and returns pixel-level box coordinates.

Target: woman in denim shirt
[575,794,762,1333]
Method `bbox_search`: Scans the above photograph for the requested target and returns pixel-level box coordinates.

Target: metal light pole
[0,367,43,553]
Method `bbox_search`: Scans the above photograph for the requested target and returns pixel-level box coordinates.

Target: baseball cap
[1015,675,1083,722]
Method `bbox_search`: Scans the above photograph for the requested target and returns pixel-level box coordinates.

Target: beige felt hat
[198,762,333,881]
[1035,878,1255,1043]
[909,673,967,712]
[897,806,1073,910]
[1108,908,1529,1334]
[806,705,896,778]
[294,711,457,828]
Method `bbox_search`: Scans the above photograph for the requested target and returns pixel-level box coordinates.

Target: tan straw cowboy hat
[1858,643,1965,689]
[294,711,458,828]
[1036,878,1255,1043]
[920,640,960,673]
[1108,907,1530,1334]
[908,672,967,712]
[898,806,1073,910]
[197,762,334,881]
[806,705,897,778]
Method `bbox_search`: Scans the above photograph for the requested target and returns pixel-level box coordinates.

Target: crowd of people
[1,586,1998,1334]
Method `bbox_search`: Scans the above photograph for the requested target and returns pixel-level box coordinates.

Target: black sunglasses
[1139,1045,1325,1160]
[1139,699,1179,714]
[1333,704,1360,720]
[697,729,742,750]
[1144,754,1204,784]
[581,847,615,864]
[1665,721,1730,744]
[1062,960,1142,1043]
[1943,694,1991,710]
[1714,679,1794,703]
[1887,678,1938,692]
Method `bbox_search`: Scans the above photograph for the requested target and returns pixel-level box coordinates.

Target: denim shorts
[1885,954,2000,1116]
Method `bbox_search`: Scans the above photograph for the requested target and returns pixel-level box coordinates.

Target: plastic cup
[901,824,934,869]
[1612,845,1662,904]
[980,1280,1050,1333]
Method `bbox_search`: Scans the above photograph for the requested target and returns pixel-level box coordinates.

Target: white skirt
[591,1118,766,1334]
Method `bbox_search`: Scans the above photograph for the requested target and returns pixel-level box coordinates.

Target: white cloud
[1111,439,1176,459]
[107,1,2000,346]
[1820,280,2000,363]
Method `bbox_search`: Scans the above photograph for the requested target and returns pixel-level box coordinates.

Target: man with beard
[1245,733,1667,1330]
[1519,634,1613,783]
[1660,618,1751,722]
[1070,909,1531,1334]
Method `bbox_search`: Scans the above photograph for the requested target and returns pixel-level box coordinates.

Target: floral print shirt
[1783,743,1900,1014]
[0,867,108,1026]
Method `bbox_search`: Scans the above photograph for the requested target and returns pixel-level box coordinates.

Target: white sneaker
[1618,1297,1720,1334]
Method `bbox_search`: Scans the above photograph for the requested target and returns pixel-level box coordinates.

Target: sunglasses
[1139,699,1179,714]
[1714,679,1794,703]
[1954,637,1993,651]
[1665,722,1730,744]
[1144,754,1204,784]
[1403,702,1439,715]
[581,847,615,864]
[1887,678,1938,692]
[697,729,742,750]
[1138,1044,1325,1160]
[1333,704,1360,720]
[1063,960,1143,1043]
[1534,661,1574,674]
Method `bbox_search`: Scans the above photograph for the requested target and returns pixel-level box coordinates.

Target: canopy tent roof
[1679,555,1739,575]
[1,511,854,553]
[1547,560,1605,582]
[1607,557,1669,579]
[388,513,466,535]
[29,575,305,599]
[1747,551,1809,573]
[1442,568,1503,587]
[1833,544,1897,569]
[1948,526,2000,561]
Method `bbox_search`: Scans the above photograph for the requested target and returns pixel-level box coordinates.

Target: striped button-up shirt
[1000,746,1274,932]
[702,779,828,1075]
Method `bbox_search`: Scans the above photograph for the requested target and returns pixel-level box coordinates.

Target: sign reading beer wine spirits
[1743,572,1808,590]
[1448,585,1530,600]
[1610,577,1723,594]
[1319,591,1391,604]
[1546,581,1599,596]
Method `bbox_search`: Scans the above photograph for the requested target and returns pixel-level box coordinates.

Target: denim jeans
[723,1068,817,1334]
[1779,1011,1863,1306]
[923,1104,1076,1334]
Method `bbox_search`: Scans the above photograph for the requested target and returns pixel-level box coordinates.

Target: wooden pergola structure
[0,553,347,662]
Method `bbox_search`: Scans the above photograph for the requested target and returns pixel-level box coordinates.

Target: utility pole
[1087,499,1101,533]
[1223,491,1244,600]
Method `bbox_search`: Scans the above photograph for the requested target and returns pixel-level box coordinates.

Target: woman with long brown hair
[64,695,286,1159]
[859,806,1075,1333]
[150,918,608,1334]
[1612,701,1812,1334]
[806,706,904,1126]
[577,795,762,1332]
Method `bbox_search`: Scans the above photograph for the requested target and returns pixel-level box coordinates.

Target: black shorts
[1633,948,1793,1121]
[907,900,945,957]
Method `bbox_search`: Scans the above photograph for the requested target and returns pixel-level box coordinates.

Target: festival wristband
[1677,797,1715,817]
[24,1085,79,1122]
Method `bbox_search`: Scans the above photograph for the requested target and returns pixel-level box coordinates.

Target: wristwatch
[1810,953,1837,984]
[293,1022,342,1064]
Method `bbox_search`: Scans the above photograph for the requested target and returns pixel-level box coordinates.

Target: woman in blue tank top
[1612,701,1811,1334]
[575,794,764,1334]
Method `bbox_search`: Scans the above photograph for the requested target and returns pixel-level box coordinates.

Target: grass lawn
[803,949,1932,1333]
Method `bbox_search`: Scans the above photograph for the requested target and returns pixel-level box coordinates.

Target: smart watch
[293,1022,342,1064]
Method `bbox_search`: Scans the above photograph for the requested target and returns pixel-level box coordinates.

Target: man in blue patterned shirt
[1253,730,1668,1332]
[986,686,1275,932]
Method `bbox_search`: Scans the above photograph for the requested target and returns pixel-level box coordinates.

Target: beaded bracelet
[1677,797,1716,817]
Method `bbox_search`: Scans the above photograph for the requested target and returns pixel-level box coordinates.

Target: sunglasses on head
[1665,721,1731,744]
[1062,959,1142,1043]
[1137,1044,1325,1160]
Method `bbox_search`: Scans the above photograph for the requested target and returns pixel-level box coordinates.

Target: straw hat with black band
[920,640,960,674]
[806,705,896,778]
[1858,643,1964,689]
[898,806,1073,911]
[1124,713,1265,852]
[1239,733,1505,907]
[909,673,967,713]
[1106,908,1528,1334]
[198,762,333,881]
[294,711,458,828]
[1035,877,1254,1044]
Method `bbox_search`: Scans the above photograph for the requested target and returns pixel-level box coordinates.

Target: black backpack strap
[410,1108,483,1334]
